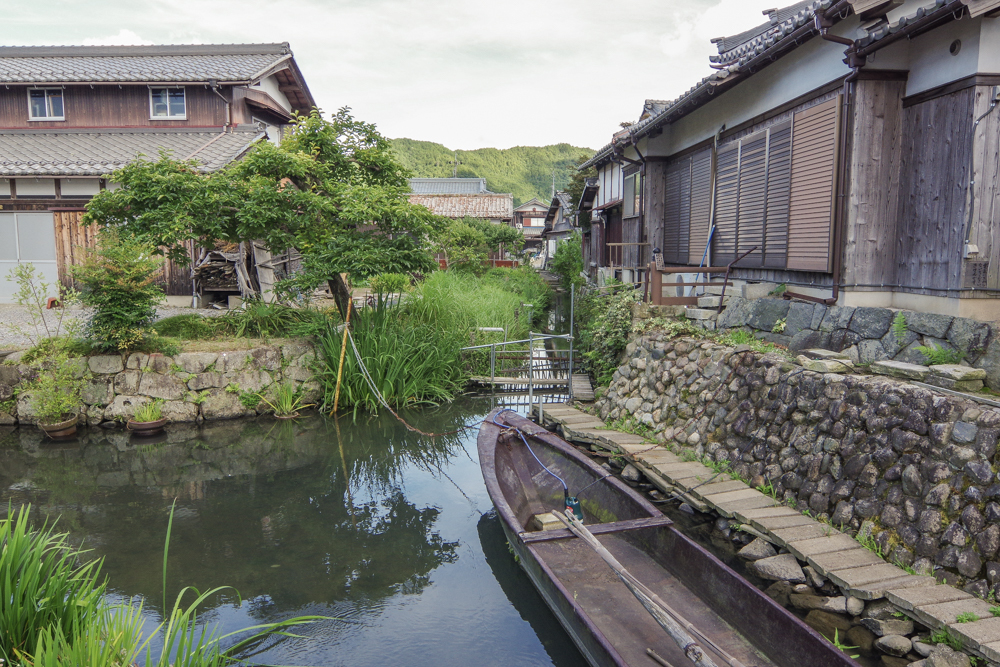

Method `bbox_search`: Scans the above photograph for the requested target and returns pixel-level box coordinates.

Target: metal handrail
[461,333,571,352]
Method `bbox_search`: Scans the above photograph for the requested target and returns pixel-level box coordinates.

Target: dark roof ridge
[0,43,291,57]
[0,126,258,136]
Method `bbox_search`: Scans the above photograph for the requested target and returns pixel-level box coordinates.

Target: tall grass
[0,505,322,666]
[317,296,466,413]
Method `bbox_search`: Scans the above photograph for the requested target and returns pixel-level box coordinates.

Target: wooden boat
[479,408,858,667]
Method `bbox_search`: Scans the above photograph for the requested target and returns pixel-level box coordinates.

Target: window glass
[29,90,47,118]
[28,89,62,119]
[151,88,186,117]
[48,90,63,117]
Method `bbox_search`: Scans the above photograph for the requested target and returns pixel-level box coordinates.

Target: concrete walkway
[532,403,1000,664]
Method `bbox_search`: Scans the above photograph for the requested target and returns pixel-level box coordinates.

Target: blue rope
[492,408,568,494]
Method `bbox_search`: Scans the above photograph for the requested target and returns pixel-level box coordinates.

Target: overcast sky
[2,0,782,151]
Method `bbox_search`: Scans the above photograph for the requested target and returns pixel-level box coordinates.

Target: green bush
[29,349,87,425]
[369,272,411,295]
[72,229,164,352]
[218,297,333,338]
[575,285,640,385]
[152,314,222,340]
[550,231,585,292]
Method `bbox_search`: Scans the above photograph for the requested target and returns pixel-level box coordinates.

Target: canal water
[0,395,584,666]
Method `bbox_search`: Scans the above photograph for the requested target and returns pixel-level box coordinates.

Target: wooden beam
[962,0,1000,17]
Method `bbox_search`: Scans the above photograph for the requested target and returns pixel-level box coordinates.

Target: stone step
[697,296,723,308]
[684,307,718,321]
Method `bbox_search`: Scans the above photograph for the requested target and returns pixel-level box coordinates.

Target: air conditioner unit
[672,273,701,298]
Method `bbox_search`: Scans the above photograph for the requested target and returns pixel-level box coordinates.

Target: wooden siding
[787,97,840,272]
[842,79,905,291]
[688,148,713,265]
[52,210,196,296]
[713,143,740,265]
[0,85,227,128]
[662,158,691,264]
[764,121,792,268]
[895,88,974,294]
[737,129,768,265]
[645,160,667,260]
[966,85,1000,295]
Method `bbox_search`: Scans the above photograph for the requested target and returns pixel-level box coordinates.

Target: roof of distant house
[408,177,492,194]
[409,193,514,219]
[515,197,549,211]
[0,126,264,176]
[0,43,314,111]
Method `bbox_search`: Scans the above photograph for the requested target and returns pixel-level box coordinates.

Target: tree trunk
[327,273,352,318]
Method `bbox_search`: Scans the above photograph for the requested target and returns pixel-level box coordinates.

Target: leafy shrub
[28,349,86,424]
[4,263,80,346]
[369,272,411,295]
[258,383,313,417]
[72,229,164,352]
[132,399,164,422]
[550,231,585,292]
[218,297,332,338]
[575,285,640,385]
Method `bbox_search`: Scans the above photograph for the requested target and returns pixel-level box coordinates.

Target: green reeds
[1,503,324,667]
[317,296,466,413]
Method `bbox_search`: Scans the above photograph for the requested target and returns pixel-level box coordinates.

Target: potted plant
[128,399,167,436]
[30,349,85,439]
[259,383,313,420]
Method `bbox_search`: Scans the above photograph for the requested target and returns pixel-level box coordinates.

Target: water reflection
[0,398,584,666]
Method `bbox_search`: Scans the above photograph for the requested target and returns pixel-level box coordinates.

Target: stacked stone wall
[714,297,1000,391]
[0,342,318,426]
[596,333,1000,594]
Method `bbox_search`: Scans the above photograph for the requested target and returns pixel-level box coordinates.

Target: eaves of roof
[581,0,845,170]
[856,0,958,50]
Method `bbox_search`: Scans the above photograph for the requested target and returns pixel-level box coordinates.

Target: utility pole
[551,170,556,198]
[452,152,460,178]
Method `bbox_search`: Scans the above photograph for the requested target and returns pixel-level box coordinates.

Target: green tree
[84,108,445,315]
[550,231,585,292]
[438,217,523,274]
[565,153,597,230]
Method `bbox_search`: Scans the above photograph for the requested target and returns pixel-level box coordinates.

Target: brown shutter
[662,157,691,264]
[787,97,841,272]
[737,130,767,266]
[688,148,713,265]
[713,142,740,265]
[764,120,792,268]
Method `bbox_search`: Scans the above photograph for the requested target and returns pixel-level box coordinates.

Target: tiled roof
[857,0,953,47]
[408,193,514,219]
[0,126,263,176]
[0,43,292,83]
[408,177,491,194]
[581,0,836,169]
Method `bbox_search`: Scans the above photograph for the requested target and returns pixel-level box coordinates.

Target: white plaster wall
[254,74,292,112]
[645,21,854,157]
[16,179,56,197]
[980,17,1000,73]
[597,161,624,207]
[59,178,100,197]
[905,17,981,96]
[0,179,10,197]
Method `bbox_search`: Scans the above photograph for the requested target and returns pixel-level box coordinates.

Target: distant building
[542,192,575,266]
[513,197,547,253]
[407,177,513,224]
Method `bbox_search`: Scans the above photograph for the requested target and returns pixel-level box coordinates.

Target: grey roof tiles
[0,43,292,83]
[0,127,264,176]
[408,177,491,195]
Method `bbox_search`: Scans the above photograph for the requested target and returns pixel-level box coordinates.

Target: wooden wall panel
[896,88,974,294]
[965,85,1000,295]
[787,97,840,272]
[662,157,692,265]
[645,161,667,260]
[842,79,905,291]
[0,85,226,128]
[688,148,713,265]
[737,130,767,265]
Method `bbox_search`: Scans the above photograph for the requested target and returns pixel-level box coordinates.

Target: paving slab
[653,462,714,476]
[694,480,751,497]
[810,549,886,574]
[913,599,994,627]
[602,433,648,445]
[978,639,1000,664]
[739,506,803,522]
[828,563,908,588]
[770,524,842,546]
[718,496,781,520]
[559,415,606,425]
[948,617,1000,650]
[849,575,935,601]
[619,443,661,455]
[635,451,679,465]
[755,514,823,531]
[785,534,862,561]
[886,585,974,611]
[699,488,763,505]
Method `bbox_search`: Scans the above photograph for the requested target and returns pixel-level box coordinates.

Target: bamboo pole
[333,299,353,413]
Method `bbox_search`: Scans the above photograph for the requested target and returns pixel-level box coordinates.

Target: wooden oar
[555,511,748,667]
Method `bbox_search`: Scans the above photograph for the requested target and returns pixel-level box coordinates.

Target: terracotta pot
[38,414,79,440]
[127,417,168,436]
[274,412,300,420]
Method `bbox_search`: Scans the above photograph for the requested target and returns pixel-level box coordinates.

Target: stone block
[216,351,250,373]
[860,339,890,364]
[975,337,1000,392]
[698,296,722,308]
[160,400,198,423]
[947,318,992,357]
[870,360,929,381]
[147,354,173,374]
[82,378,112,406]
[752,553,806,583]
[125,353,149,370]
[249,346,282,371]
[907,312,954,338]
[684,307,718,321]
[88,355,124,375]
[742,282,779,300]
[717,297,753,329]
[819,306,855,332]
[187,372,225,391]
[113,370,141,395]
[849,307,894,339]
[802,348,851,361]
[104,395,150,421]
[924,376,985,392]
[284,366,313,382]
[174,352,218,374]
[796,356,852,373]
[898,340,932,365]
[747,298,790,332]
[784,302,816,338]
[789,330,832,352]
[200,389,255,421]
[136,373,186,401]
[930,365,987,381]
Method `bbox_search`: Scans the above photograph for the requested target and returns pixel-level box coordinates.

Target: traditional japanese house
[582,0,1000,321]
[0,42,315,303]
[541,191,576,266]
[513,197,548,254]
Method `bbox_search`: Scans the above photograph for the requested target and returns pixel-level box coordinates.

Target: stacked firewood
[193,251,240,289]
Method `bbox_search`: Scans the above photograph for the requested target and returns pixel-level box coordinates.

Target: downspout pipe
[209,79,232,129]
[783,12,860,306]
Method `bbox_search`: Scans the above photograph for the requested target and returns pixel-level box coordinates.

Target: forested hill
[391,139,594,206]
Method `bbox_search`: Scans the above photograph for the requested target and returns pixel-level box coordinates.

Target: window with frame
[623,169,642,217]
[149,88,186,119]
[28,89,64,120]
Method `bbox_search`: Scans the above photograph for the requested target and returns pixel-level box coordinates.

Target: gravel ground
[0,305,223,349]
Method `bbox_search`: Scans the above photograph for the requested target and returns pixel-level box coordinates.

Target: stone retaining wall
[595,333,1000,594]
[0,342,319,426]
[714,297,1000,391]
